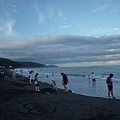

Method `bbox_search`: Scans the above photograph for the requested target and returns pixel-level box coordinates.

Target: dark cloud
[0,35,120,66]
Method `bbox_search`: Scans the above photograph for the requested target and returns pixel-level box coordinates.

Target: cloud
[0,35,120,67]
[5,19,16,35]
[112,28,120,31]
[0,19,16,36]
[35,6,45,24]
[90,27,120,36]
[58,8,63,17]
[60,25,71,30]
[91,3,111,13]
[110,6,120,13]
[0,1,17,36]
[91,0,119,14]
[48,8,54,19]
[8,4,18,13]
[91,27,107,35]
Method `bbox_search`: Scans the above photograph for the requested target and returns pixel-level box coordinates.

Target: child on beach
[34,73,40,91]
[29,70,34,84]
[52,79,58,90]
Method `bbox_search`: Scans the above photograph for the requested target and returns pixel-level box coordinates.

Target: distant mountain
[0,57,47,68]
[47,65,58,67]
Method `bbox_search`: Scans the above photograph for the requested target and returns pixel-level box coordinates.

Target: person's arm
[106,77,111,85]
[106,78,108,84]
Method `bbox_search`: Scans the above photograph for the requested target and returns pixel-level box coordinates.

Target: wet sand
[0,71,120,120]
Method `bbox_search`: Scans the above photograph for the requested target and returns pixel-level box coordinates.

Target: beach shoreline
[0,71,120,120]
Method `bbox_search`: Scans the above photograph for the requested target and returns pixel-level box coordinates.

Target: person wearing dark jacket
[61,72,69,92]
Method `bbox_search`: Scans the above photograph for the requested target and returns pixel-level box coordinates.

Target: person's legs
[53,85,55,89]
[53,85,57,90]
[14,74,16,79]
[37,86,40,91]
[35,84,40,91]
[55,85,58,90]
[13,74,15,80]
[108,86,112,98]
[12,74,16,80]
[64,84,68,92]
[111,89,114,98]
[35,86,37,91]
[108,90,110,98]
[30,79,32,84]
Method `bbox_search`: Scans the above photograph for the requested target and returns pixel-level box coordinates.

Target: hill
[0,57,47,68]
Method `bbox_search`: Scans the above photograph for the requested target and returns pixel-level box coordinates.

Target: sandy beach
[0,70,120,120]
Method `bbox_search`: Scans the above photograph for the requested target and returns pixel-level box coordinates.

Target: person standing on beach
[11,68,16,80]
[34,73,40,91]
[29,70,34,84]
[61,72,69,92]
[0,69,5,79]
[106,73,115,99]
[20,69,23,78]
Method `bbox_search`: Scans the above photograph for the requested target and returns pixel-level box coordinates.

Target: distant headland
[0,57,58,68]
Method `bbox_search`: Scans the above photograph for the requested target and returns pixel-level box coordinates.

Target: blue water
[16,65,120,99]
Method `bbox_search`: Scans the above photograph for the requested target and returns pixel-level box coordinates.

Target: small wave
[66,74,86,77]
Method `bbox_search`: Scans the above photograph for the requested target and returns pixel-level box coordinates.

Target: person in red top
[106,73,115,99]
[52,79,58,90]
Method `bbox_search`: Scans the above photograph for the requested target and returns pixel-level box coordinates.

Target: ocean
[16,65,120,100]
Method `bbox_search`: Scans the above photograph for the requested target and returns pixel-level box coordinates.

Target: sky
[0,0,120,67]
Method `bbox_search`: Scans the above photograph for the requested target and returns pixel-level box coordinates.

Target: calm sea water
[17,65,120,100]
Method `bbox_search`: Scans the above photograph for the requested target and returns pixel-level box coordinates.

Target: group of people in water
[90,72,115,99]
[28,70,115,99]
[0,67,115,99]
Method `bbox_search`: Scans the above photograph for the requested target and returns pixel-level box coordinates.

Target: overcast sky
[0,0,120,67]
